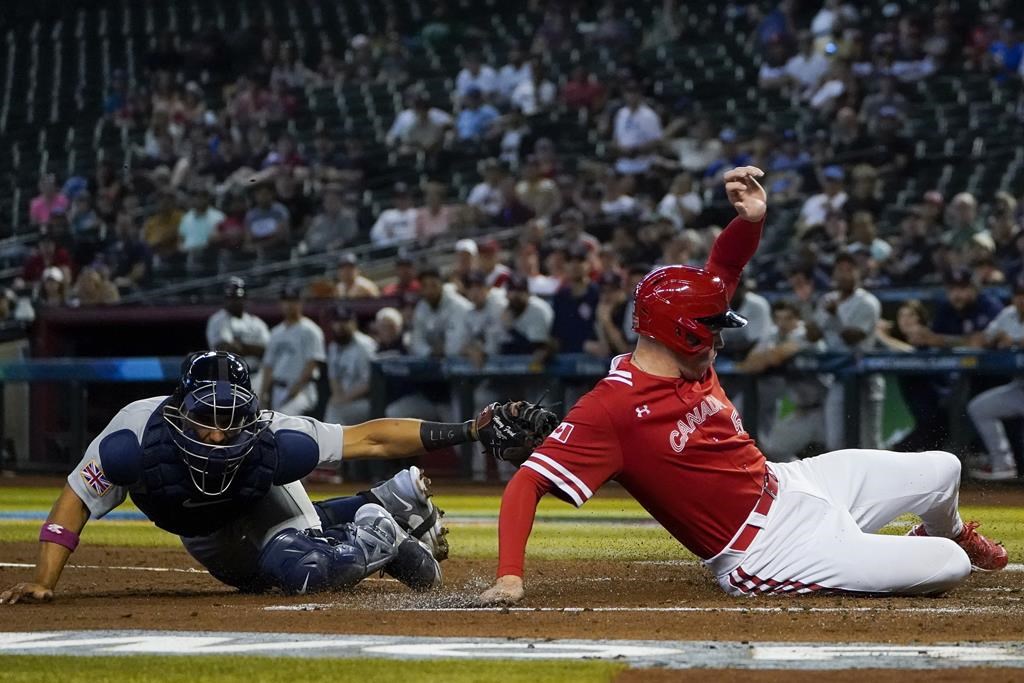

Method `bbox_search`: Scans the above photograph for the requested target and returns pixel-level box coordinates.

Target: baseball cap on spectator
[224,277,246,299]
[478,239,501,256]
[42,266,64,283]
[375,306,403,331]
[719,128,738,143]
[352,34,370,50]
[337,252,358,267]
[506,272,530,292]
[823,165,845,182]
[944,268,975,288]
[455,239,479,256]
[280,283,304,300]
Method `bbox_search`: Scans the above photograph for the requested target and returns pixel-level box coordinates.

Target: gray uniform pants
[180,481,321,589]
[966,379,1023,472]
[824,374,885,451]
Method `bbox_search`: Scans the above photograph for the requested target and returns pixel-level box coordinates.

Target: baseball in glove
[472,400,559,467]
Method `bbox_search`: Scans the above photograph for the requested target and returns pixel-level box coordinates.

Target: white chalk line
[0,561,205,574]
[264,604,1024,614]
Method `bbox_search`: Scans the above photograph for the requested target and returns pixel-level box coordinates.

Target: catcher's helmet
[632,265,747,355]
[163,351,270,496]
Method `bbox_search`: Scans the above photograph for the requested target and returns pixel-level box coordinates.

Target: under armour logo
[635,405,651,418]
[46,524,63,534]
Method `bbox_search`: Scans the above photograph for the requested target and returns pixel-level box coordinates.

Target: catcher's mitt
[474,400,559,466]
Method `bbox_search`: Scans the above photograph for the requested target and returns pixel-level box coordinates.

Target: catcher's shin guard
[259,505,401,595]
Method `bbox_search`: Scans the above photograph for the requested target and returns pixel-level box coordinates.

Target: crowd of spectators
[10,1,1024,480]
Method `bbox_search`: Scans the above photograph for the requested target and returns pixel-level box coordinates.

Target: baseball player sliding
[1,351,554,603]
[479,166,1008,604]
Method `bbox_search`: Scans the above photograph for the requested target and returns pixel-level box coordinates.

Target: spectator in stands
[372,306,407,356]
[758,42,792,92]
[68,190,102,243]
[785,31,830,99]
[450,239,479,289]
[467,159,505,223]
[205,277,270,373]
[244,182,290,257]
[966,277,1024,480]
[846,211,892,263]
[259,284,326,415]
[550,244,600,354]
[510,56,556,116]
[29,174,70,226]
[990,191,1021,275]
[142,189,184,263]
[721,278,773,360]
[415,181,460,240]
[478,239,511,288]
[104,211,152,292]
[22,225,73,284]
[455,88,499,144]
[843,164,882,217]
[35,266,68,307]
[561,208,600,254]
[875,299,948,452]
[178,188,224,271]
[452,271,505,370]
[806,253,884,450]
[988,19,1023,81]
[703,128,752,192]
[516,243,560,296]
[797,165,847,234]
[394,93,451,157]
[370,182,418,246]
[907,268,1002,349]
[324,304,377,427]
[455,52,498,101]
[303,185,358,254]
[496,272,554,354]
[943,192,985,250]
[756,1,797,48]
[830,107,872,165]
[516,157,561,219]
[868,106,913,174]
[657,172,703,231]
[584,270,631,359]
[498,47,531,102]
[612,81,663,176]
[809,60,851,115]
[72,262,120,306]
[381,255,421,297]
[663,117,721,175]
[860,76,907,131]
[738,299,828,462]
[335,252,380,299]
[562,65,605,112]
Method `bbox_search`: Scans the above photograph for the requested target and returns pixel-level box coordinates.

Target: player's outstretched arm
[477,465,553,606]
[705,166,768,296]
[0,484,90,604]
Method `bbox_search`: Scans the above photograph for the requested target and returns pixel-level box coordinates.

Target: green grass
[0,655,625,683]
[2,486,1023,562]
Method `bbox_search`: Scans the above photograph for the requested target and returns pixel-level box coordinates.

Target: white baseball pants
[705,450,971,596]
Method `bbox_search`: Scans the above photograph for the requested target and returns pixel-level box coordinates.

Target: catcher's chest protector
[128,405,279,537]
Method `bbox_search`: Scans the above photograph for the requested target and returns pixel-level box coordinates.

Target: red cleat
[905,521,1008,572]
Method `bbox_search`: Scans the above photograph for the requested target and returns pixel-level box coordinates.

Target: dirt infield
[1,542,1022,643]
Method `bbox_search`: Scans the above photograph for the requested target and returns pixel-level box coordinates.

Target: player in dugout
[478,166,1008,605]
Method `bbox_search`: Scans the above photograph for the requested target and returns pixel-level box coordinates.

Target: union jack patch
[80,460,111,496]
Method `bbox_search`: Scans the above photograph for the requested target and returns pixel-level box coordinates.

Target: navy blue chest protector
[129,403,279,537]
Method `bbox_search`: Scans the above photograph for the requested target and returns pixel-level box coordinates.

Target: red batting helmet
[632,265,748,355]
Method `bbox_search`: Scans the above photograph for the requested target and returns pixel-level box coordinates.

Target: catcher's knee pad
[385,536,443,591]
[257,528,375,595]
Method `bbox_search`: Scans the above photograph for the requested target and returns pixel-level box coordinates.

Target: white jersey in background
[262,316,326,414]
[206,309,271,371]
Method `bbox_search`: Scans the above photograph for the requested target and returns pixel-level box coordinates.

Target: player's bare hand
[0,582,53,605]
[476,575,524,606]
[723,166,767,222]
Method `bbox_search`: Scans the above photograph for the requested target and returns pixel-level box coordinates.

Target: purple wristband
[39,522,79,552]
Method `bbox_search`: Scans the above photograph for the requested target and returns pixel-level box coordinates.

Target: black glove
[473,400,559,467]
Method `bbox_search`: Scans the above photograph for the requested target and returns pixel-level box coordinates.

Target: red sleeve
[704,215,765,298]
[522,392,622,507]
[496,465,552,577]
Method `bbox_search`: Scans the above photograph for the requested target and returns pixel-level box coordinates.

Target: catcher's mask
[163,351,271,496]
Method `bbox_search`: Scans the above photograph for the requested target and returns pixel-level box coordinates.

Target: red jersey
[523,353,766,560]
[496,213,766,577]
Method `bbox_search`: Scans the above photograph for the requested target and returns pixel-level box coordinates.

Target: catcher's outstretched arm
[0,484,90,604]
[342,418,478,460]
